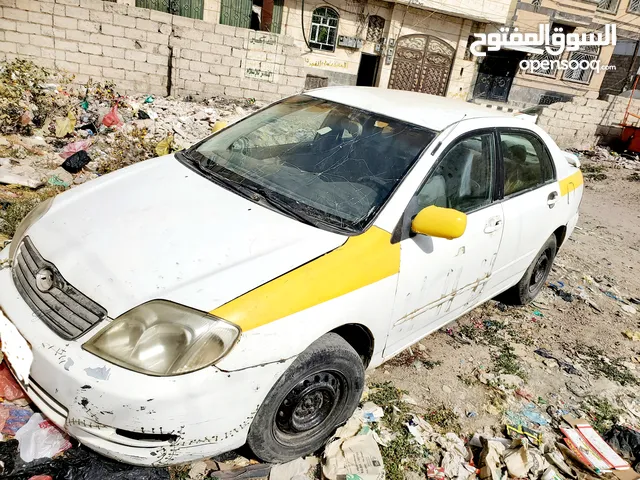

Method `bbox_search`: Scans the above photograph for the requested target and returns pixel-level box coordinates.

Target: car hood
[26,155,346,319]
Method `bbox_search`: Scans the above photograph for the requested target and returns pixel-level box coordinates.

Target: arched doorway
[388,34,455,96]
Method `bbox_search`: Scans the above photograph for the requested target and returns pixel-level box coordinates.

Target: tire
[499,234,557,305]
[246,333,364,463]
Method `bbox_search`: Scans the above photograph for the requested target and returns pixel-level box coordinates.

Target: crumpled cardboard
[323,429,384,480]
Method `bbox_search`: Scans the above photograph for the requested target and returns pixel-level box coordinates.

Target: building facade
[474,0,640,108]
[124,0,514,99]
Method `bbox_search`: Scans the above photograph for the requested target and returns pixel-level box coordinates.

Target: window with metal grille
[598,0,619,13]
[219,0,284,33]
[629,0,640,12]
[366,15,385,42]
[563,45,599,84]
[310,7,339,51]
[525,51,558,77]
[136,0,204,19]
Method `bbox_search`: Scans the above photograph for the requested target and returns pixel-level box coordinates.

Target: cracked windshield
[190,95,436,232]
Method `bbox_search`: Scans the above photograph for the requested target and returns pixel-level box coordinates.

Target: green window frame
[135,0,204,20]
[219,0,284,33]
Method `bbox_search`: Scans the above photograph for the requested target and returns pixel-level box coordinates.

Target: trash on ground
[55,111,76,138]
[15,413,72,462]
[270,457,317,480]
[0,363,25,401]
[1,403,33,436]
[323,428,384,480]
[61,150,91,174]
[102,105,123,128]
[60,139,92,159]
[534,348,581,375]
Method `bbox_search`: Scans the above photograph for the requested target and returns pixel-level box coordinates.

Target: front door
[385,130,504,357]
[356,53,381,86]
[388,35,454,96]
[473,50,524,102]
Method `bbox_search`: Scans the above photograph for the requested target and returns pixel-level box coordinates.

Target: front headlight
[8,197,54,262]
[83,300,240,376]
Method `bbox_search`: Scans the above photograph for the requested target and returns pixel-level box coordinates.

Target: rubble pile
[0,58,262,242]
[573,146,640,171]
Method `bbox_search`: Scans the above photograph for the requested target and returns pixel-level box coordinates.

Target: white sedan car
[0,87,582,465]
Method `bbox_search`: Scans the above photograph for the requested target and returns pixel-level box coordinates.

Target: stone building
[473,0,640,108]
[120,0,515,99]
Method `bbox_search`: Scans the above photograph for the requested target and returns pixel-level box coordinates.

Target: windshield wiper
[183,151,319,227]
[241,183,320,227]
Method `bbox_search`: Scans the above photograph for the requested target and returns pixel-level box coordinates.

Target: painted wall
[392,0,514,24]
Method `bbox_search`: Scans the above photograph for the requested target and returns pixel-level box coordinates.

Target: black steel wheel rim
[529,249,551,292]
[274,371,344,440]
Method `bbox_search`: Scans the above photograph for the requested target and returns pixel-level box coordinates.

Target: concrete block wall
[0,0,306,101]
[536,91,639,149]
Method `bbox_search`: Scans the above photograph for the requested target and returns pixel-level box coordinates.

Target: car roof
[306,86,511,131]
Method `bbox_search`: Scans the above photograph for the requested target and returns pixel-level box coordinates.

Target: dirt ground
[368,158,640,438]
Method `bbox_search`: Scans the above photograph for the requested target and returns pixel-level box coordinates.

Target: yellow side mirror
[411,205,467,240]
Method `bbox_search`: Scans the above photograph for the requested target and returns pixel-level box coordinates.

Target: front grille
[12,237,107,340]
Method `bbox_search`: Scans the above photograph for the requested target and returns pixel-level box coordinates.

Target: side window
[416,133,494,214]
[500,131,555,197]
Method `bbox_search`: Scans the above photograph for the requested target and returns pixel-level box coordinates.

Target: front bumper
[0,245,293,465]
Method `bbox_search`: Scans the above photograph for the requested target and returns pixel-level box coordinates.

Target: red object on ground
[621,126,640,153]
[0,362,26,401]
[0,404,9,431]
[28,476,53,480]
[102,105,123,127]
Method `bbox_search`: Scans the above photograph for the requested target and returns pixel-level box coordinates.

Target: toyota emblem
[35,268,54,292]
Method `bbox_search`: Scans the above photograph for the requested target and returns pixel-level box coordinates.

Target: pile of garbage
[572,146,640,171]
[253,381,640,480]
[0,58,262,241]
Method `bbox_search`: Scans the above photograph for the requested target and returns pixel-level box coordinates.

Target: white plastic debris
[360,401,384,423]
[270,457,318,480]
[15,413,72,462]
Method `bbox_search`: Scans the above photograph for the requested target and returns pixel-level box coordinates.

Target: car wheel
[246,333,364,463]
[499,234,557,305]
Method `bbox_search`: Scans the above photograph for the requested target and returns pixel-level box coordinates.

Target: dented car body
[0,87,583,465]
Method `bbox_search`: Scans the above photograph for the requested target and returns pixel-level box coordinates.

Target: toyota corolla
[0,87,582,465]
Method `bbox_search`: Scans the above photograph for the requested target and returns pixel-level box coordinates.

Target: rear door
[490,128,566,290]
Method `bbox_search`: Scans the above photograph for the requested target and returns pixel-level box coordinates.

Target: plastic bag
[61,150,91,174]
[55,111,76,138]
[102,105,123,128]
[155,135,174,156]
[211,121,227,133]
[0,362,25,401]
[2,404,33,436]
[59,139,92,159]
[15,413,72,462]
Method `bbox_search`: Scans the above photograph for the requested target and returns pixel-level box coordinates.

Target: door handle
[547,191,559,209]
[484,217,502,233]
